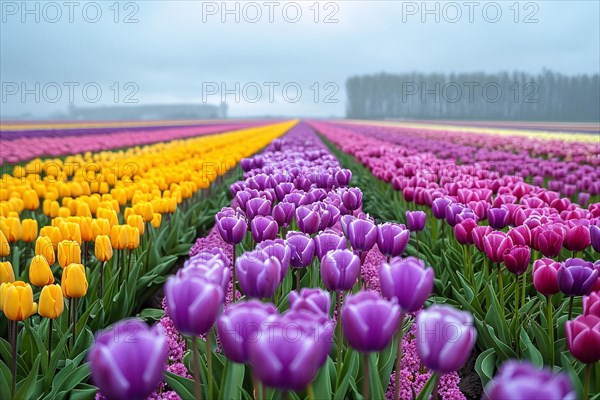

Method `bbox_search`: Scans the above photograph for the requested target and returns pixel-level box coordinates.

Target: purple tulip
[215,208,248,245]
[165,274,224,337]
[272,202,295,227]
[456,207,478,224]
[483,361,574,400]
[507,225,532,247]
[445,203,464,227]
[286,231,315,268]
[502,245,531,275]
[279,309,334,364]
[488,207,510,229]
[557,258,598,296]
[320,249,360,292]
[376,222,410,258]
[313,229,347,260]
[483,231,514,263]
[472,226,493,252]
[341,291,401,352]
[296,205,321,235]
[340,214,356,237]
[275,182,295,202]
[454,219,479,245]
[257,239,292,277]
[179,258,231,293]
[591,224,600,253]
[405,211,427,232]
[335,169,352,186]
[236,249,282,298]
[415,305,477,373]
[184,247,230,270]
[245,197,272,221]
[288,288,331,315]
[380,257,434,312]
[217,300,278,363]
[564,222,591,252]
[251,215,279,243]
[247,324,325,391]
[341,187,362,211]
[347,218,378,252]
[89,319,168,400]
[432,197,453,219]
[534,225,565,258]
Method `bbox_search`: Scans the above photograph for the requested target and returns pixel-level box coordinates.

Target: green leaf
[520,328,544,368]
[138,307,165,321]
[15,353,41,400]
[415,373,438,400]
[313,356,333,398]
[219,360,246,400]
[165,371,196,400]
[474,348,497,387]
[334,350,359,400]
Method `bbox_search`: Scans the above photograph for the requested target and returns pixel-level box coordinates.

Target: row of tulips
[0,121,295,399]
[0,121,267,165]
[312,120,599,398]
[84,121,574,400]
[339,121,599,200]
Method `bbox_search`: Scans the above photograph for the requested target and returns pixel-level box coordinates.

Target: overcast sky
[2,0,599,118]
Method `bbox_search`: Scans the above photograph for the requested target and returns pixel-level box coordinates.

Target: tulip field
[0,119,599,400]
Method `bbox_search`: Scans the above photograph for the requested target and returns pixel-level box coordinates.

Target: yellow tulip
[49,201,60,218]
[38,284,64,319]
[57,240,81,268]
[2,281,36,321]
[0,261,15,283]
[125,226,140,250]
[59,222,82,244]
[127,214,144,235]
[29,255,54,286]
[77,202,92,218]
[3,217,20,242]
[35,236,56,265]
[48,226,62,250]
[23,189,40,210]
[95,235,113,262]
[151,213,162,229]
[110,225,128,250]
[80,217,94,242]
[21,218,38,242]
[91,218,110,240]
[0,230,9,257]
[58,206,71,218]
[61,263,88,298]
[136,202,154,222]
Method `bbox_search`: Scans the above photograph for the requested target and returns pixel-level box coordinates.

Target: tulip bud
[127,214,145,235]
[250,215,278,243]
[110,225,129,250]
[29,255,54,286]
[380,257,434,312]
[483,361,574,400]
[532,258,561,296]
[95,235,113,262]
[286,231,315,268]
[215,208,247,245]
[151,213,161,229]
[3,217,20,242]
[565,315,600,364]
[125,226,140,250]
[20,218,38,242]
[0,230,9,257]
[23,189,39,211]
[2,281,36,321]
[583,292,600,317]
[79,217,93,242]
[35,236,55,265]
[416,305,477,373]
[58,240,81,268]
[38,284,64,319]
[342,290,400,352]
[564,223,591,252]
[347,218,378,252]
[61,263,88,298]
[405,210,427,232]
[376,222,410,258]
[236,249,282,299]
[557,258,598,296]
[502,245,531,275]
[483,231,514,263]
[454,219,479,245]
[89,319,168,400]
[0,261,15,283]
[320,249,360,292]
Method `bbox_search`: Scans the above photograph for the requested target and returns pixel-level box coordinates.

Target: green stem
[99,261,106,299]
[10,321,17,396]
[362,352,370,400]
[394,315,406,400]
[514,274,520,333]
[192,336,203,400]
[547,296,554,366]
[521,270,527,309]
[306,384,315,400]
[232,245,237,303]
[584,363,591,400]
[335,292,344,384]
[568,296,574,321]
[498,263,505,310]
[430,373,441,399]
[206,331,213,398]
[48,319,53,366]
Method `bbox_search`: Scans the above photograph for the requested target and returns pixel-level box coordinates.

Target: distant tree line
[346,70,600,121]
